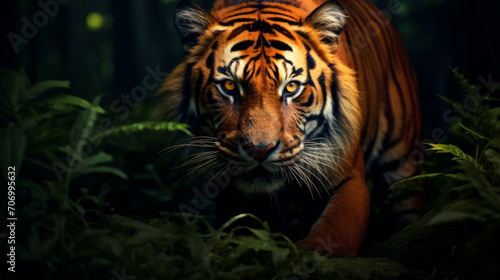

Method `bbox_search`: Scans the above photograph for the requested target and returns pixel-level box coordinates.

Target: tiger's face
[207,28,316,193]
[162,0,361,194]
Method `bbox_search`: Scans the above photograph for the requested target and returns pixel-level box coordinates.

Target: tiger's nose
[241,140,281,162]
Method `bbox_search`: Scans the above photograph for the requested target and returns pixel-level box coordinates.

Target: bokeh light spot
[86,12,104,31]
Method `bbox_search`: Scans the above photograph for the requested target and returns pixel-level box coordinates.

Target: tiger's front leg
[296,148,370,257]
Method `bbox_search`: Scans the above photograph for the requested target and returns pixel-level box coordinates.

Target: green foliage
[389,69,500,279]
[451,67,476,95]
[40,92,106,113]
[69,96,101,161]
[459,123,490,141]
[0,68,190,181]
[0,69,201,278]
[427,210,486,225]
[70,151,127,180]
[40,212,419,280]
[99,121,194,138]
[3,67,500,279]
[390,172,466,189]
[426,143,486,172]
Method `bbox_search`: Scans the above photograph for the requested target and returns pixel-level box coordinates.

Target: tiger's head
[161,0,361,194]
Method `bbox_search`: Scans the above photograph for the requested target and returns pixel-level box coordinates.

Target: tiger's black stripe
[270,40,293,51]
[231,40,255,52]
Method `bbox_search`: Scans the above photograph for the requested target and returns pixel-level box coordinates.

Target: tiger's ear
[305,0,347,46]
[174,0,216,53]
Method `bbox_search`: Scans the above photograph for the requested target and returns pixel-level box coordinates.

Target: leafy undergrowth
[1,68,499,279]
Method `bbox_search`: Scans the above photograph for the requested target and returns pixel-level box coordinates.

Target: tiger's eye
[224,80,236,91]
[286,82,298,93]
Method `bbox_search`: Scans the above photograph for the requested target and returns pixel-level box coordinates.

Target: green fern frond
[100,121,194,138]
[436,94,464,110]
[459,123,490,141]
[427,143,486,173]
[390,173,466,190]
[451,67,476,95]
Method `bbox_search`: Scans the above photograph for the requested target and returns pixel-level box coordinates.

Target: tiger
[160,0,420,256]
